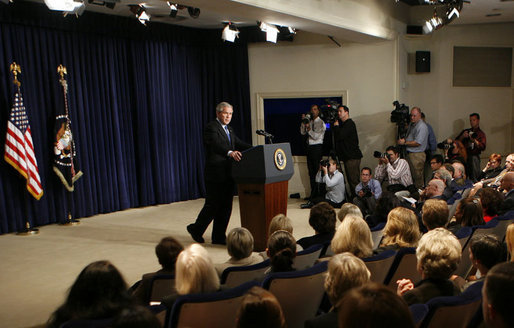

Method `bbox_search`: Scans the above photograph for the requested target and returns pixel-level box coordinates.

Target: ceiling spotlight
[167,2,178,17]
[221,23,239,42]
[447,6,459,19]
[259,22,280,43]
[44,0,84,11]
[129,4,150,25]
[187,6,200,19]
[287,26,296,34]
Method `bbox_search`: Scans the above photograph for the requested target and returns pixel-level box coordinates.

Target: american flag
[4,90,43,200]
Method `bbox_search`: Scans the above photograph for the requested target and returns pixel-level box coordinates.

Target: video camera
[390,100,410,140]
[319,99,339,124]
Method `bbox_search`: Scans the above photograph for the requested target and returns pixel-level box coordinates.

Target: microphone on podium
[256,129,274,138]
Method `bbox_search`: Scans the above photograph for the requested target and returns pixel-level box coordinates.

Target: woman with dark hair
[266,230,297,273]
[297,202,336,250]
[364,191,400,228]
[479,188,504,223]
[479,153,503,180]
[446,139,467,164]
[47,260,133,328]
[236,286,286,328]
[447,197,485,235]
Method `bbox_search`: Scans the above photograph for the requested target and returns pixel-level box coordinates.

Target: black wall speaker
[416,51,430,73]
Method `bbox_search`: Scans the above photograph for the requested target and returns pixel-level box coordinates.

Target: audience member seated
[470,153,514,197]
[268,213,293,235]
[301,156,345,209]
[396,228,461,305]
[451,235,506,292]
[374,146,414,198]
[215,227,264,277]
[162,243,220,309]
[450,162,473,194]
[433,168,454,200]
[482,262,514,328]
[305,253,371,328]
[131,236,183,304]
[337,203,363,222]
[421,199,449,231]
[353,167,382,217]
[331,215,373,258]
[447,197,485,235]
[417,179,446,211]
[111,306,160,328]
[365,191,400,228]
[338,282,415,328]
[374,207,421,254]
[266,230,297,274]
[297,202,336,250]
[499,172,514,214]
[479,188,504,223]
[236,286,286,328]
[506,223,514,262]
[479,153,504,181]
[47,260,133,328]
[428,154,444,179]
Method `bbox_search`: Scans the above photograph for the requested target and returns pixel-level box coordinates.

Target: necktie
[224,125,231,143]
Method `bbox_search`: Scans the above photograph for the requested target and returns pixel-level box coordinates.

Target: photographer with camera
[301,157,345,209]
[301,104,326,200]
[353,167,382,216]
[333,105,363,198]
[397,107,429,190]
[374,146,414,199]
[456,113,486,182]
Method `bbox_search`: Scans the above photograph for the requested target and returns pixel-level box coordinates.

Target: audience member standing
[333,105,363,198]
[398,107,429,190]
[456,113,486,182]
[301,104,326,199]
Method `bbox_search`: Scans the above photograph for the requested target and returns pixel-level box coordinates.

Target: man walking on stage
[187,102,251,245]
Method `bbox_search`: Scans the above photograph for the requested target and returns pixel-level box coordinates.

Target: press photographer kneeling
[301,156,345,209]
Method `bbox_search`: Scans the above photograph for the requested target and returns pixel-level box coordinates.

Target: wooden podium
[232,143,294,251]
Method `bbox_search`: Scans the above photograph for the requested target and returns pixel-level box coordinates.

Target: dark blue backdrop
[0,2,252,234]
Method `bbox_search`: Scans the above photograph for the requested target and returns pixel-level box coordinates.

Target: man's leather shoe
[212,240,226,245]
[187,224,204,243]
[301,201,314,209]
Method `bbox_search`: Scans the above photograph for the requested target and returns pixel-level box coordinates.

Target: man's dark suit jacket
[203,120,251,183]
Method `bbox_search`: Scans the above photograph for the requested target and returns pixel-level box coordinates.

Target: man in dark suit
[187,102,251,245]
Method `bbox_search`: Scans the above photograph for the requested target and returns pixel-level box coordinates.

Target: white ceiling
[35,0,514,42]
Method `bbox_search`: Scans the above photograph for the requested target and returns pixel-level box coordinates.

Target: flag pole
[56,65,79,226]
[9,62,39,236]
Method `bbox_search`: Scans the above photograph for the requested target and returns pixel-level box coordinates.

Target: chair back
[454,232,474,279]
[491,213,514,241]
[168,281,259,328]
[293,244,323,271]
[220,259,270,288]
[370,222,385,250]
[362,249,397,284]
[385,247,421,289]
[149,274,176,303]
[262,261,328,328]
[60,318,113,328]
[409,303,429,327]
[454,226,473,248]
[421,280,483,328]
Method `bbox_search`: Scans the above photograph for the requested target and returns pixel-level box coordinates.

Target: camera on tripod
[319,100,339,124]
[390,100,410,139]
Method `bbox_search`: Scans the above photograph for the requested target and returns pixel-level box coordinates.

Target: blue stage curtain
[0,1,252,234]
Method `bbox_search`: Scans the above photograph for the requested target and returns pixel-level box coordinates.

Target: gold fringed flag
[53,65,83,191]
[4,63,44,200]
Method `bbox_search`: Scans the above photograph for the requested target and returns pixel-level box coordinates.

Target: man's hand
[333,120,339,126]
[358,190,365,197]
[322,166,328,175]
[230,151,243,161]
[398,138,406,145]
[379,157,388,165]
[396,279,414,296]
[461,130,469,139]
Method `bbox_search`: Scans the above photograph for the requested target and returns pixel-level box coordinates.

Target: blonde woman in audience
[336,203,362,222]
[162,243,220,308]
[506,223,514,262]
[397,228,461,305]
[236,286,286,328]
[305,253,370,328]
[375,207,421,254]
[331,215,373,258]
[47,260,133,328]
[215,227,264,277]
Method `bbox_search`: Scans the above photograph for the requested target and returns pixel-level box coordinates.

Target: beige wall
[248,23,514,196]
